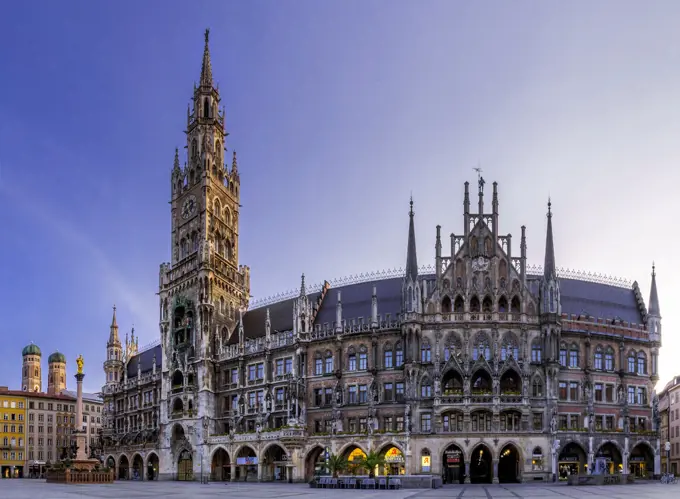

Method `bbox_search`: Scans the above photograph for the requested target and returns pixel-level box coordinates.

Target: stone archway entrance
[132,454,144,480]
[211,448,231,482]
[558,442,587,480]
[629,443,654,479]
[118,455,129,480]
[595,442,622,475]
[262,444,288,481]
[146,453,159,481]
[177,449,193,481]
[498,444,520,483]
[305,446,325,480]
[442,443,465,484]
[469,444,492,484]
[236,446,257,481]
[106,457,116,479]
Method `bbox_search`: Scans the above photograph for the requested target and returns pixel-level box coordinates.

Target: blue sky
[0,0,678,393]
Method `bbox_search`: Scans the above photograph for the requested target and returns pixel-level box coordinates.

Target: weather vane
[473,165,485,194]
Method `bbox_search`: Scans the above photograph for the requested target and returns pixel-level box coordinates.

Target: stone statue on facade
[335,383,343,406]
[550,412,557,434]
[652,393,660,429]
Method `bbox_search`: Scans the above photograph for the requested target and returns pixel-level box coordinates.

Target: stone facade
[658,375,680,475]
[100,29,663,483]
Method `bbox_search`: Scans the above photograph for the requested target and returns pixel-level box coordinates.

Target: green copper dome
[48,351,66,364]
[22,343,42,356]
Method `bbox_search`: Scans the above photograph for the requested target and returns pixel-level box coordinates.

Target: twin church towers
[20,342,68,395]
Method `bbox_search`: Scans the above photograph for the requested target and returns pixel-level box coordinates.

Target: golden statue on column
[76,354,84,375]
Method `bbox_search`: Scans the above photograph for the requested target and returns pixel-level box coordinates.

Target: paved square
[0,480,676,499]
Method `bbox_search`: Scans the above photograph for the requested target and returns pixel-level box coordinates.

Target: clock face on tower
[181,195,197,220]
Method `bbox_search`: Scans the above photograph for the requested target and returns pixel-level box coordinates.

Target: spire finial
[300,273,306,296]
[409,194,414,216]
[173,148,180,171]
[232,150,238,174]
[200,28,213,87]
[547,197,552,218]
[405,196,418,282]
[649,261,660,316]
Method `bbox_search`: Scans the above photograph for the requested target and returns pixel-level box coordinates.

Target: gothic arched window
[314,353,323,375]
[559,343,567,366]
[628,351,636,373]
[605,347,615,371]
[569,344,579,368]
[594,346,603,370]
[636,352,647,375]
[531,342,542,363]
[325,351,334,373]
[395,342,404,367]
[421,340,431,363]
[384,343,393,369]
[420,378,432,398]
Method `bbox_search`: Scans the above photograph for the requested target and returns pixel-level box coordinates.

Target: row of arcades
[104,439,657,483]
[557,440,656,480]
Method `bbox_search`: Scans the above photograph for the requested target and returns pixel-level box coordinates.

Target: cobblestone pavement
[0,480,677,499]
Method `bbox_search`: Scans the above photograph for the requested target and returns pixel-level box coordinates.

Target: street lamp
[665,441,671,475]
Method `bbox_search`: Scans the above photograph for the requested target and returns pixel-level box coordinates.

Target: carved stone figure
[550,413,557,433]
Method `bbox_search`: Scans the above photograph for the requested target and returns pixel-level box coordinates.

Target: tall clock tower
[158,29,251,477]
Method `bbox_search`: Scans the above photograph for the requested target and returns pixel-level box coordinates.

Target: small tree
[321,454,348,478]
[356,450,386,479]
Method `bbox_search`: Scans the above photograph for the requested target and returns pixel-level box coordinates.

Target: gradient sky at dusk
[0,0,678,393]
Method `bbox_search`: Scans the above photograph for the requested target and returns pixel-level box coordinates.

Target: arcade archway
[558,442,587,480]
[177,449,193,481]
[262,444,288,481]
[106,456,116,479]
[442,443,465,484]
[236,445,257,481]
[211,448,230,482]
[378,445,405,476]
[132,454,144,480]
[498,444,520,483]
[629,442,654,478]
[343,445,367,474]
[146,452,159,481]
[118,455,129,480]
[469,444,492,484]
[305,446,325,480]
[595,442,622,475]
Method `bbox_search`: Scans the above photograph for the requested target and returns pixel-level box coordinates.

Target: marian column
[74,354,88,461]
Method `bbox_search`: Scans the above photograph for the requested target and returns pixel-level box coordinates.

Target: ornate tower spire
[403,196,420,314]
[543,198,556,280]
[648,263,660,317]
[405,196,418,282]
[541,198,561,317]
[200,28,213,87]
[108,304,120,346]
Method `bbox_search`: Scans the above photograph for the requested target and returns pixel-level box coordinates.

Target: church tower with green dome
[47,351,67,395]
[21,342,42,392]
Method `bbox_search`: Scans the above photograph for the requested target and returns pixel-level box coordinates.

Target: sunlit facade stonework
[102,30,662,483]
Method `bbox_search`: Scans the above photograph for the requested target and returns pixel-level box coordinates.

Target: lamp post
[665,441,671,475]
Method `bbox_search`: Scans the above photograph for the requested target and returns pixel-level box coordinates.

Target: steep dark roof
[559,278,643,324]
[314,277,403,326]
[235,272,644,344]
[528,277,643,324]
[126,344,162,378]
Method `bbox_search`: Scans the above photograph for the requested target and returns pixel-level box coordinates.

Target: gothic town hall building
[101,31,663,484]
